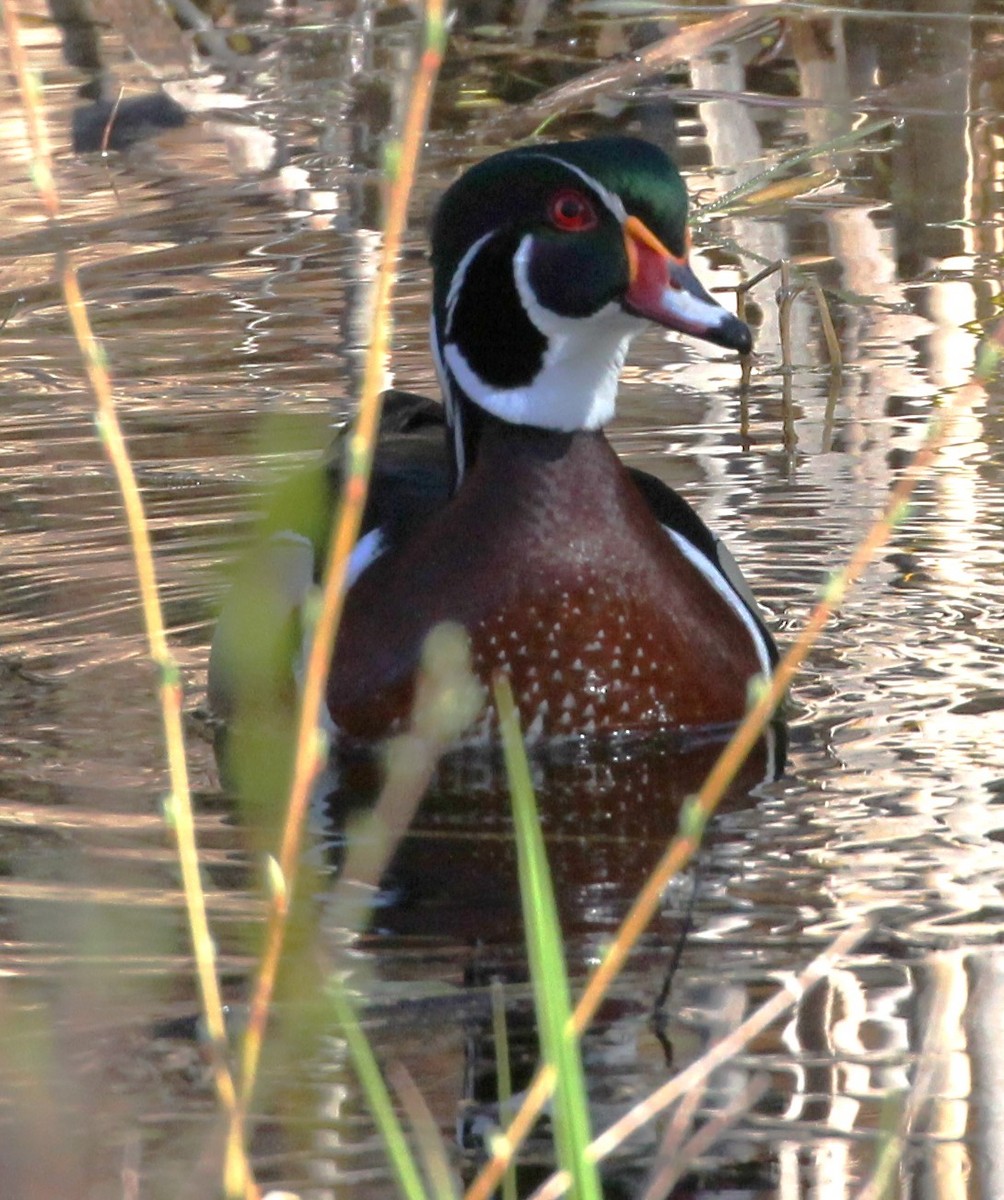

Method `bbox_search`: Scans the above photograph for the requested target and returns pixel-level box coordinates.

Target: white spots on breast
[524,708,545,741]
[465,582,697,738]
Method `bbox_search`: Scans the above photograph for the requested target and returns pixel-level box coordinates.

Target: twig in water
[524,924,870,1200]
[496,9,776,133]
[641,1073,769,1200]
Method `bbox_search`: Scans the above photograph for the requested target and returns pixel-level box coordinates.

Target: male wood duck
[210,136,777,746]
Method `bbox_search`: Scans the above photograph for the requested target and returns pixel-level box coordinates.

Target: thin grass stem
[495,673,601,1200]
[388,1060,460,1200]
[490,980,519,1200]
[235,0,446,1118]
[696,116,895,218]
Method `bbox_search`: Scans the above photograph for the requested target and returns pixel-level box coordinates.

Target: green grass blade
[330,978,432,1200]
[493,673,601,1200]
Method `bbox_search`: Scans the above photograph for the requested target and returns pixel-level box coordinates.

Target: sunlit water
[1,1,1004,1196]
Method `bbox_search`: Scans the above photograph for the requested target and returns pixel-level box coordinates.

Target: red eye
[549,189,598,232]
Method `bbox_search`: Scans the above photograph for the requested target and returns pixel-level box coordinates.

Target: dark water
[2,1,1004,1197]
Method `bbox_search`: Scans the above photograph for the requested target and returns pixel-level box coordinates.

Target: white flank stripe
[346,526,386,586]
[665,527,774,681]
[292,526,387,741]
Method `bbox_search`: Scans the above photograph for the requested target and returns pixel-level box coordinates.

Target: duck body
[210,137,777,747]
[328,405,773,740]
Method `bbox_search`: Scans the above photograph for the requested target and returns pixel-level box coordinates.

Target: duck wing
[209,391,450,726]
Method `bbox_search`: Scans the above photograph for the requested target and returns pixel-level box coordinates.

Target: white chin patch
[443,234,644,433]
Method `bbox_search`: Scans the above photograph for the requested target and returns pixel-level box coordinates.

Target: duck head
[430,136,751,469]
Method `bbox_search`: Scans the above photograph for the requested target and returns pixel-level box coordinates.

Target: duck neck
[454,399,625,498]
[446,390,623,494]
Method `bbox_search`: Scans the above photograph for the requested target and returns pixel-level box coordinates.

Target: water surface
[1,1,1004,1196]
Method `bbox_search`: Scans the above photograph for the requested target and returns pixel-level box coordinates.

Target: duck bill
[622,215,752,354]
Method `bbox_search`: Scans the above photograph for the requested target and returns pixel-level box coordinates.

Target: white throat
[440,233,644,433]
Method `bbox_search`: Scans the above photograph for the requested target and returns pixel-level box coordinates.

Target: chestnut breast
[328,428,762,740]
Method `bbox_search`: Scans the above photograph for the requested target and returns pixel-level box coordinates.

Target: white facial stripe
[430,313,467,482]
[445,229,495,337]
[665,527,774,681]
[442,333,627,432]
[526,152,628,223]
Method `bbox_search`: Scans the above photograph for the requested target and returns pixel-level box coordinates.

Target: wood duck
[209,136,777,746]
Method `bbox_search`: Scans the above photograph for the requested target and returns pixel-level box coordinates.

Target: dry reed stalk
[1,6,253,1196]
[235,0,446,1116]
[464,323,1004,1200]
